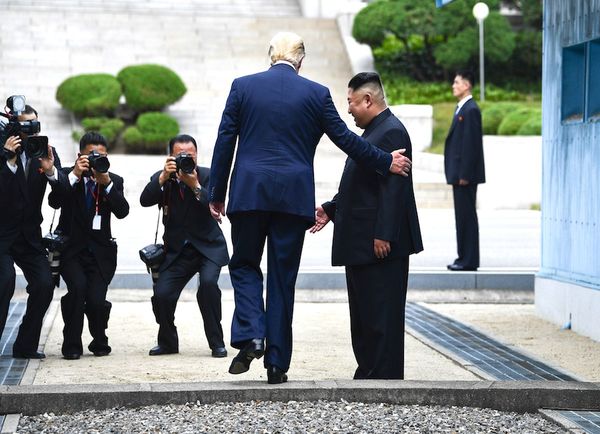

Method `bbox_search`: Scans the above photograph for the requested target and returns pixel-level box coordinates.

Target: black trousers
[345,256,409,380]
[452,184,480,268]
[0,234,54,354]
[228,211,306,372]
[152,244,224,351]
[60,249,111,356]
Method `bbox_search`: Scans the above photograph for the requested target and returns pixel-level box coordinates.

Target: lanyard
[89,182,100,215]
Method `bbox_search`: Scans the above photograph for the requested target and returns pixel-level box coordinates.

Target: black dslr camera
[175,153,195,174]
[85,150,110,177]
[0,95,48,159]
[139,243,165,284]
[42,230,69,287]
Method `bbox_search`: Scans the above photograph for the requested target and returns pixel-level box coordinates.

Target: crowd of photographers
[0,96,228,360]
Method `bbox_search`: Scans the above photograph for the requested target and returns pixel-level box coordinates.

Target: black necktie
[86,179,96,210]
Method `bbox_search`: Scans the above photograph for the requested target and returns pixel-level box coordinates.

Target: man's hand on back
[389,149,411,177]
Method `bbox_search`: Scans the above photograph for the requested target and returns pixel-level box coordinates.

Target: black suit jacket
[140,166,229,271]
[0,148,68,253]
[322,109,423,266]
[48,169,129,283]
[444,98,486,185]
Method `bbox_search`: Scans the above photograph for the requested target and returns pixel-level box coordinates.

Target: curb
[2,381,599,416]
[16,270,537,291]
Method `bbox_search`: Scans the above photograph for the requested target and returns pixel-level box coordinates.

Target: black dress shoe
[149,345,178,356]
[267,365,288,384]
[447,263,477,271]
[12,350,46,359]
[93,350,111,357]
[63,353,81,360]
[211,347,228,358]
[228,339,264,374]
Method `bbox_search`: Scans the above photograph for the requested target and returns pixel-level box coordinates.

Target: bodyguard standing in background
[444,70,485,272]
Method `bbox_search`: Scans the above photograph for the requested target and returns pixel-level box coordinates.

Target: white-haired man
[209,32,411,384]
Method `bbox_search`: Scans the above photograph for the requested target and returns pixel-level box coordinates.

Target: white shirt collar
[456,94,473,112]
[273,60,296,71]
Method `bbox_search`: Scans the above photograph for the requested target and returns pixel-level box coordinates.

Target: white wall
[390,104,433,152]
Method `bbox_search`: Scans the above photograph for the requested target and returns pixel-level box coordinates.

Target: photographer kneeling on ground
[0,97,69,359]
[140,134,229,358]
[49,132,129,360]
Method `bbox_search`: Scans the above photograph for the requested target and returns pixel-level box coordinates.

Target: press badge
[92,215,102,230]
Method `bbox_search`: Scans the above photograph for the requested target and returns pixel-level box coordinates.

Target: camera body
[42,230,69,288]
[139,243,166,284]
[0,95,47,159]
[175,153,196,174]
[88,150,110,173]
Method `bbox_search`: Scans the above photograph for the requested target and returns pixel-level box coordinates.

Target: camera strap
[49,208,57,233]
[154,207,161,245]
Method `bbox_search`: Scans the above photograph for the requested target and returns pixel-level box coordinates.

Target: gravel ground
[18,400,565,433]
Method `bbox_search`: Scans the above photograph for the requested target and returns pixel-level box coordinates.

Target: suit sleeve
[48,166,72,209]
[140,172,163,207]
[374,128,412,242]
[322,194,337,223]
[320,90,392,176]
[209,79,240,203]
[48,147,70,196]
[459,105,483,182]
[192,168,210,208]
[106,175,129,219]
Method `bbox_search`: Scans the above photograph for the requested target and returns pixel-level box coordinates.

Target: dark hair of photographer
[168,134,197,155]
[19,105,38,118]
[79,131,108,151]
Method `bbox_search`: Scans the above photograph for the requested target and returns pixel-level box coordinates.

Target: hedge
[123,112,179,154]
[482,103,521,134]
[517,110,542,135]
[497,108,535,135]
[117,64,187,112]
[81,117,125,145]
[56,74,121,117]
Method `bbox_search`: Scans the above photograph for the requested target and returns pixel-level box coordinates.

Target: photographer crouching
[140,134,229,358]
[48,132,129,359]
[0,96,69,359]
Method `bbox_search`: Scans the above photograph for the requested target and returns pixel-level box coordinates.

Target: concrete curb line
[2,381,599,416]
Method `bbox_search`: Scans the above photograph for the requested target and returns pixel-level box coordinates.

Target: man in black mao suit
[140,134,229,358]
[313,73,423,379]
[0,103,68,359]
[49,132,129,359]
[444,70,485,271]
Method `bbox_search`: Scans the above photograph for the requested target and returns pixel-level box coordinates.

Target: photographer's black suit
[0,148,67,356]
[140,167,229,353]
[49,168,129,356]
[322,109,423,379]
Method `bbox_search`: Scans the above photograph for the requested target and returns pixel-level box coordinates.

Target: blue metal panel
[589,40,600,120]
[561,44,585,122]
[541,0,600,290]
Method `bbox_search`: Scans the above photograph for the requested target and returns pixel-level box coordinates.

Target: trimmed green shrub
[56,74,121,117]
[80,117,125,146]
[517,110,542,135]
[117,64,186,112]
[482,103,521,134]
[497,108,534,135]
[123,112,179,154]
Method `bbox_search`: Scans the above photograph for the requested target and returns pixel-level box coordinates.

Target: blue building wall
[540,0,600,289]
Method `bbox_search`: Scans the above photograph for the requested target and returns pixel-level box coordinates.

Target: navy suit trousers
[228,211,306,372]
[452,184,480,268]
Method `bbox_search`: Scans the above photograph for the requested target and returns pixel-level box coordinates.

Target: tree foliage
[353,0,537,83]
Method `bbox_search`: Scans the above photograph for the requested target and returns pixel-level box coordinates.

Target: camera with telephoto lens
[42,230,69,287]
[0,95,48,159]
[175,152,196,174]
[139,243,165,284]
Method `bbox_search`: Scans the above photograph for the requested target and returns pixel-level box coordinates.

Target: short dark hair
[23,105,38,117]
[79,131,108,151]
[169,134,197,154]
[456,69,475,87]
[348,72,383,92]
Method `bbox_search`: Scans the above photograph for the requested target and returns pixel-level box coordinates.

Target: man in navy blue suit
[209,32,411,384]
[444,70,486,271]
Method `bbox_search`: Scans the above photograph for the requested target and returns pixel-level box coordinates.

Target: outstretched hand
[309,206,330,233]
[209,201,225,223]
[389,148,411,177]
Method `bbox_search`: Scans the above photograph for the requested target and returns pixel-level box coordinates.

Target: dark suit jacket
[444,98,486,185]
[0,147,67,253]
[322,109,423,266]
[209,63,394,223]
[140,166,229,271]
[48,169,129,283]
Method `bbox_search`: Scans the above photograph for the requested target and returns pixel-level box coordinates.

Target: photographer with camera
[48,132,129,360]
[0,96,69,359]
[140,134,229,358]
